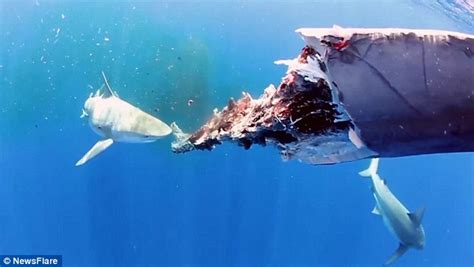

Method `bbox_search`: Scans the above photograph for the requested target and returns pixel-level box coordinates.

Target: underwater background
[0,1,473,266]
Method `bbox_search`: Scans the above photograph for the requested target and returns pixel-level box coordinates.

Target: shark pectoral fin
[408,206,426,226]
[384,243,409,266]
[75,138,114,166]
[371,205,381,215]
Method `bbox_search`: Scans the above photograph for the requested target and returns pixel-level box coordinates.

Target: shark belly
[374,187,419,246]
[88,97,169,143]
[109,130,157,143]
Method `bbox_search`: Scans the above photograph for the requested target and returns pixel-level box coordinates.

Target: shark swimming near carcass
[75,72,172,166]
[359,158,426,266]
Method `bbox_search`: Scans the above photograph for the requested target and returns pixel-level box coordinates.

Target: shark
[75,72,172,166]
[359,158,426,266]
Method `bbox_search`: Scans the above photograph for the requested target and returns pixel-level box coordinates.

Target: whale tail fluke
[359,158,379,177]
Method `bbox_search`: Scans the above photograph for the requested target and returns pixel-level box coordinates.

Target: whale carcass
[171,26,474,165]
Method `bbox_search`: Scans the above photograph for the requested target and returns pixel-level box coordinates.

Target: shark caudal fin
[359,158,379,177]
[75,138,114,166]
[384,243,409,266]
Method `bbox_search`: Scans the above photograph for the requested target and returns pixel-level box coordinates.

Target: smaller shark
[359,158,425,266]
[76,72,172,166]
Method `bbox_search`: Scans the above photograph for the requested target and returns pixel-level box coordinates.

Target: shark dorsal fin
[408,206,426,226]
[100,71,118,98]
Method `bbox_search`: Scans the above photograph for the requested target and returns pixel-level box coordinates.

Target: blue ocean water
[0,1,473,266]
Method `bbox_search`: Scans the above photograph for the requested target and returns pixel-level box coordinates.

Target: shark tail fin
[359,158,379,177]
[384,243,409,266]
